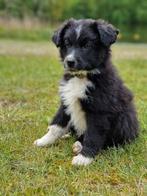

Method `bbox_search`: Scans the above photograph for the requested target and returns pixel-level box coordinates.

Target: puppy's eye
[83,41,91,48]
[64,39,72,47]
[81,40,93,48]
[81,39,98,49]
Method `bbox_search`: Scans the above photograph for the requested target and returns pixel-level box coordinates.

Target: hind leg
[72,141,83,155]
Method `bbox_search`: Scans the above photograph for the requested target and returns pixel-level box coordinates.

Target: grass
[0,40,147,195]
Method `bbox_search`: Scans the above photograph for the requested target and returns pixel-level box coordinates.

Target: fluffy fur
[34,19,139,166]
[60,77,93,136]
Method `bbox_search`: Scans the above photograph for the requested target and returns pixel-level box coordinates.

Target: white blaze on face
[76,25,82,39]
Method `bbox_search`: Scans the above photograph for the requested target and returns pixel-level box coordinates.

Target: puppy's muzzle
[64,54,76,70]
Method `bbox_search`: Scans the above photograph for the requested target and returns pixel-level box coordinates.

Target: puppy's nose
[67,60,75,68]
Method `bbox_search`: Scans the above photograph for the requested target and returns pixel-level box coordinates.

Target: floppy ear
[52,19,74,47]
[96,20,119,47]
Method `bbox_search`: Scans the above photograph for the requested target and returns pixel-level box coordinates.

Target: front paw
[34,127,52,147]
[72,154,93,166]
[34,138,47,147]
[34,125,65,147]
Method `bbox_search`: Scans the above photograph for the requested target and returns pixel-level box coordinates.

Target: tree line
[0,0,147,25]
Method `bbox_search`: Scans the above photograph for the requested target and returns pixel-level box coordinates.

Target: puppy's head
[52,19,119,71]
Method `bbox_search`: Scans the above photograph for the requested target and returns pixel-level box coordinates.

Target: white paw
[34,138,48,147]
[34,125,66,147]
[72,154,93,166]
[72,141,83,155]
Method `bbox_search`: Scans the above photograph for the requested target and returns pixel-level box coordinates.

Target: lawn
[0,40,147,195]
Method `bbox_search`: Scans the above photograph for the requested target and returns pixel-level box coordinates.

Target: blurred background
[0,0,147,42]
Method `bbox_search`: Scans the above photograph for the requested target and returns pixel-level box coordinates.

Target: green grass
[0,41,147,195]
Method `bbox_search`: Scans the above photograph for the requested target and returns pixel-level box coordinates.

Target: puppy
[34,19,139,166]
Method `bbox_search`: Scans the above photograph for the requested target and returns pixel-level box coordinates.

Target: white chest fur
[59,77,93,136]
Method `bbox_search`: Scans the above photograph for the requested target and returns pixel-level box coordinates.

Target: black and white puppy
[34,19,139,166]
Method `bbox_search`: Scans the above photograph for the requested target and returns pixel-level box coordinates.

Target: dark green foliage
[0,0,147,25]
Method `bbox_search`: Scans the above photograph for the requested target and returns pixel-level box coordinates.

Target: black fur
[51,19,139,158]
